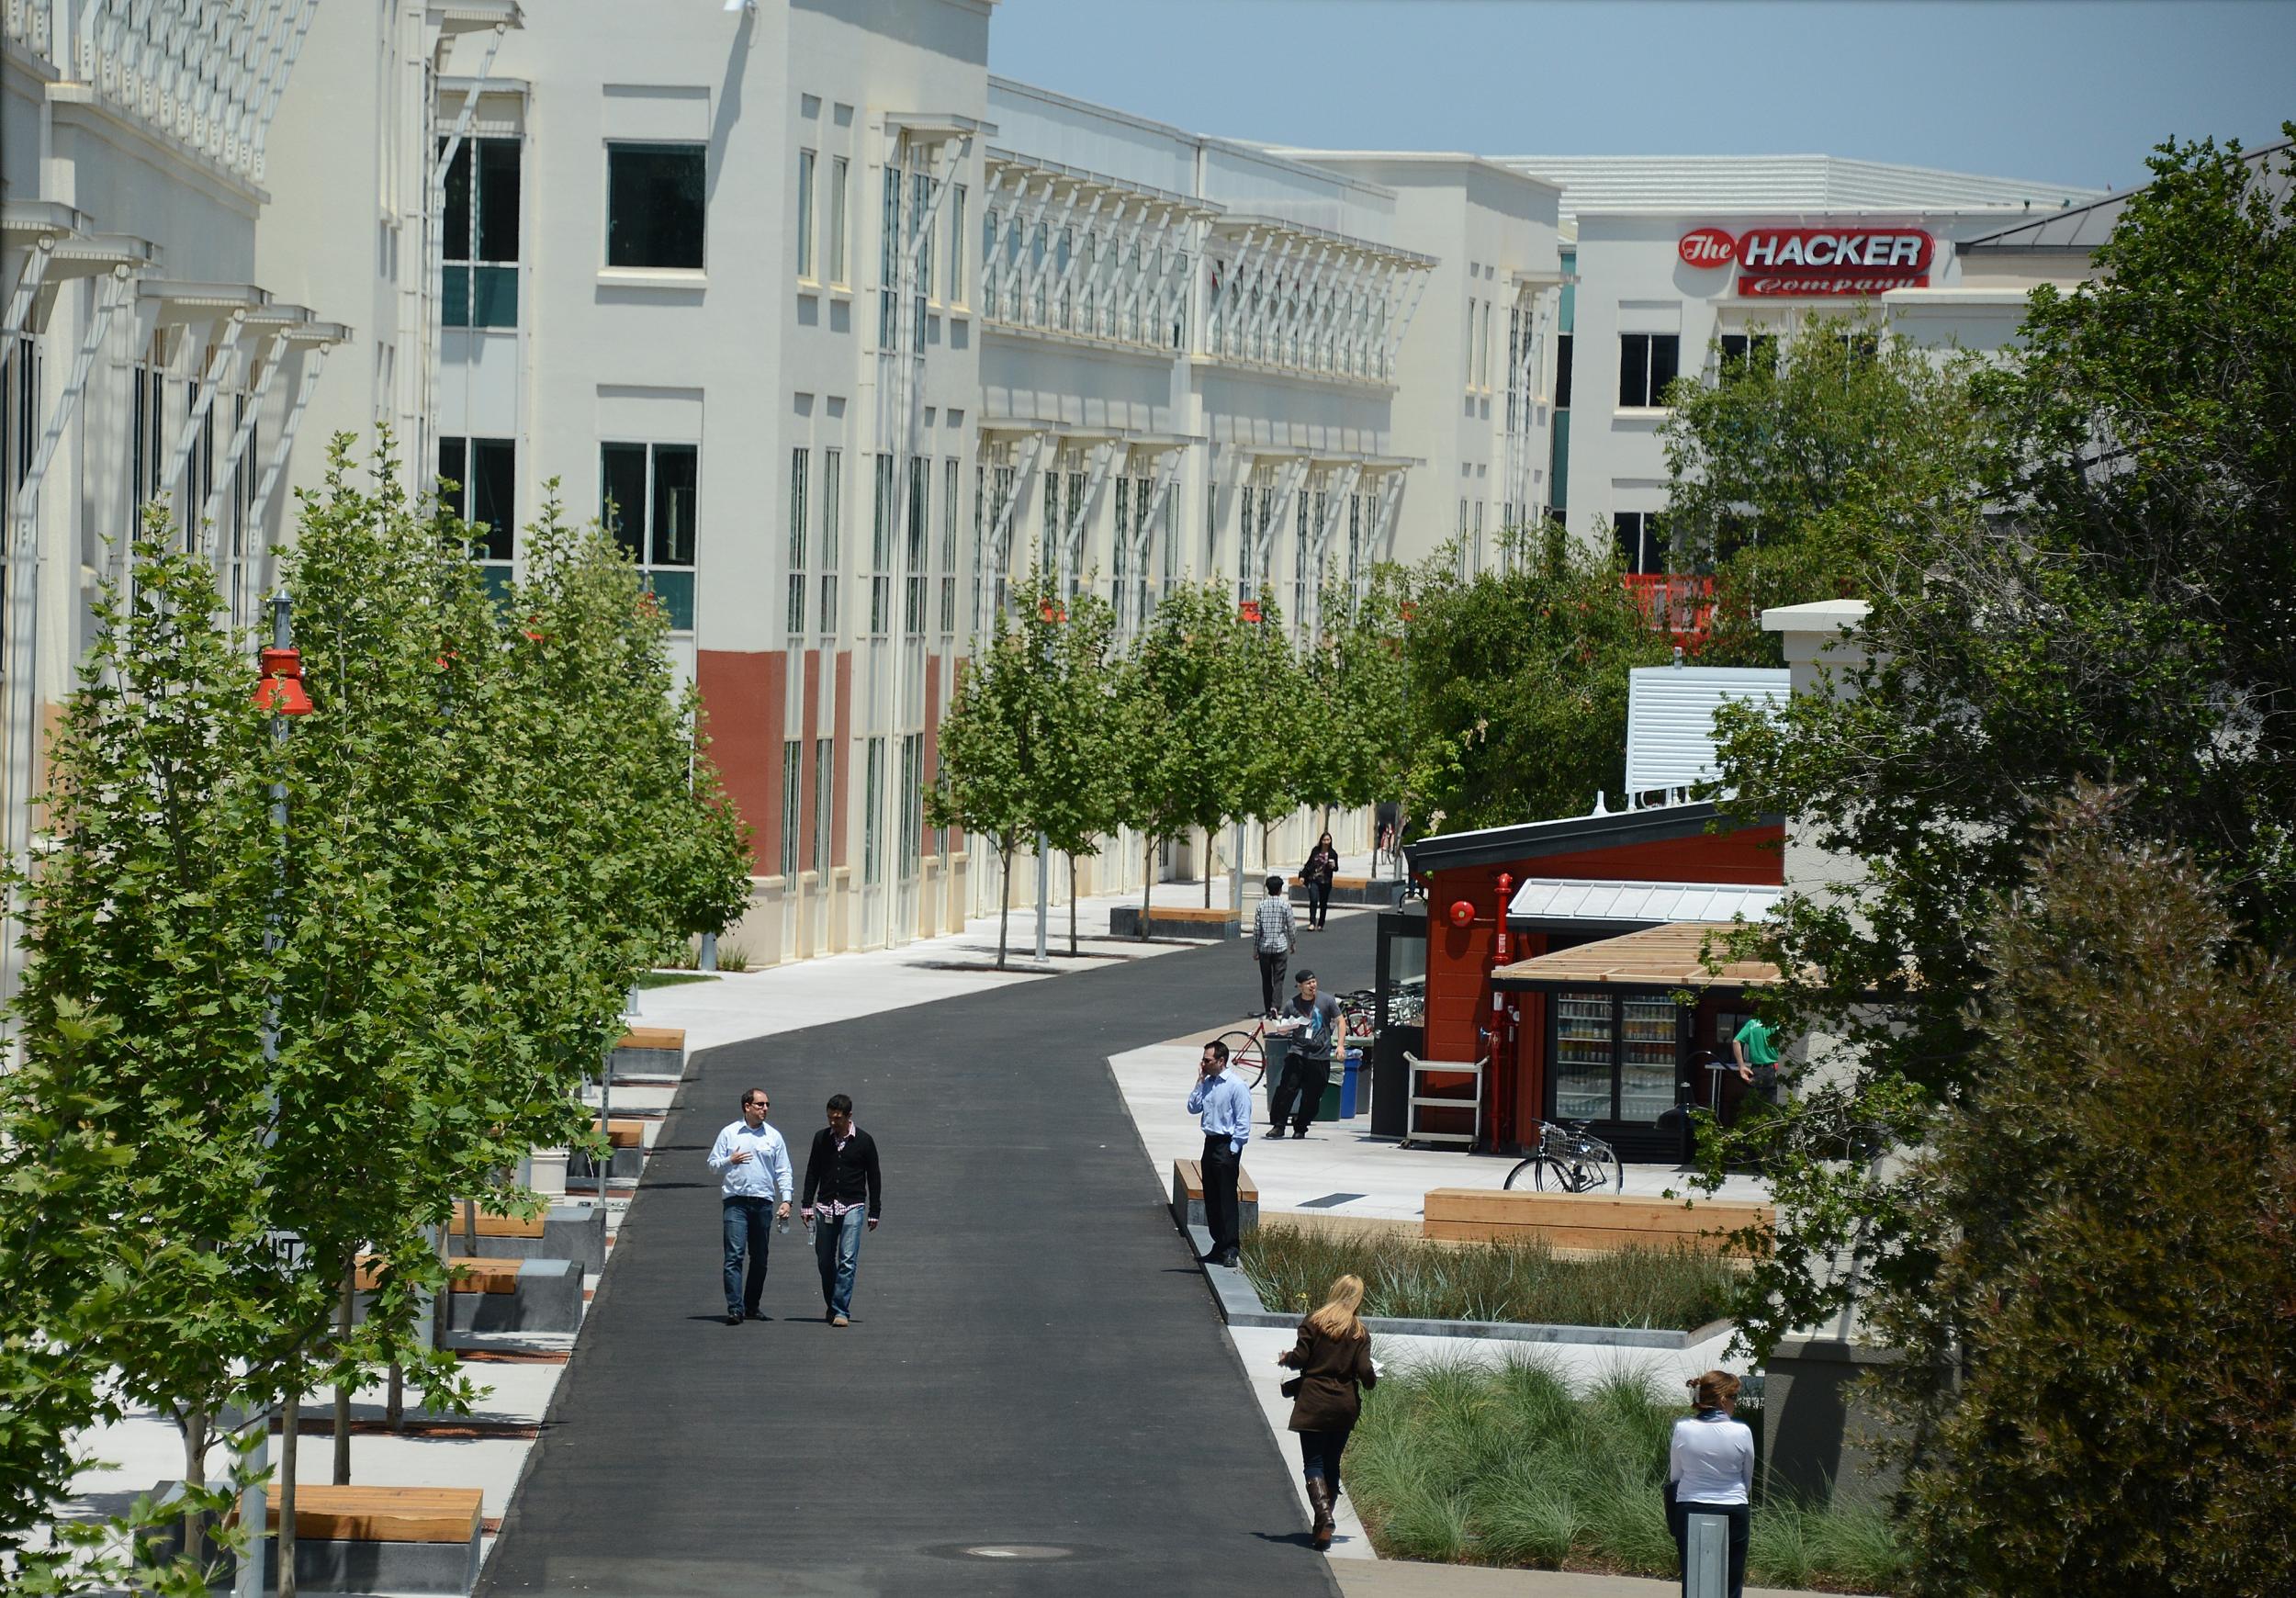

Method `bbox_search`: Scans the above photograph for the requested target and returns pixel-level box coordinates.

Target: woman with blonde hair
[1665,1368,1754,1598]
[1276,1272,1378,1550]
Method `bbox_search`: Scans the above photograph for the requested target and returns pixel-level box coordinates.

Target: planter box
[1422,1188,1771,1254]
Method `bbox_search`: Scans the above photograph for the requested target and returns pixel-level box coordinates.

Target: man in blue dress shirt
[1187,1039,1253,1266]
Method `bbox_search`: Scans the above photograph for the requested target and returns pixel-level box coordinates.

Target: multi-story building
[7,6,2117,975]
[1496,155,2102,572]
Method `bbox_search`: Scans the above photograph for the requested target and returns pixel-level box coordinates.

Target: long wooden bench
[266,1484,482,1544]
[614,1025,685,1052]
[1110,903,1241,940]
[1170,1157,1260,1237]
[591,1118,647,1148]
[611,1025,688,1085]
[1422,1188,1772,1255]
[261,1483,484,1593]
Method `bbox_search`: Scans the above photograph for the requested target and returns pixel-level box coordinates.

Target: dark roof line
[1959,137,2292,253]
[1406,800,1780,876]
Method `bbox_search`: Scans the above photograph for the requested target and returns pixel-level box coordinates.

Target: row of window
[770,731,937,891]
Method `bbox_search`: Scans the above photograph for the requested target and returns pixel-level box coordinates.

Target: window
[442,136,520,327]
[940,456,959,636]
[1041,468,1060,574]
[862,737,884,885]
[606,142,706,270]
[1618,332,1680,409]
[828,156,850,285]
[127,343,163,535]
[879,167,900,346]
[437,436,516,564]
[899,732,923,871]
[600,441,699,628]
[1553,993,1680,1124]
[948,184,965,304]
[905,454,927,636]
[1064,468,1085,595]
[780,740,803,879]
[914,171,934,310]
[786,447,809,636]
[1475,300,1491,388]
[1457,497,1469,579]
[1555,332,1574,410]
[870,452,894,634]
[795,150,816,279]
[1293,490,1314,623]
[818,448,841,635]
[1614,510,1665,576]
[813,737,834,875]
[1473,500,1485,577]
[1718,332,1778,380]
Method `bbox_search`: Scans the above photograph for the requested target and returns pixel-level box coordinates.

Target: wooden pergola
[1490,921,1781,992]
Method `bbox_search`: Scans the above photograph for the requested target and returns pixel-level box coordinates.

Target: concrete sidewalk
[1336,1561,1813,1597]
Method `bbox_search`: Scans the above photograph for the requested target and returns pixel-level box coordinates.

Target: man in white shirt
[706,1088,793,1325]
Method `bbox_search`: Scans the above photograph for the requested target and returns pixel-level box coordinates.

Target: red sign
[1679,225,1936,297]
[1678,227,1737,268]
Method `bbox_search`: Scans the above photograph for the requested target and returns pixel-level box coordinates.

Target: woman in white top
[1665,1368,1755,1598]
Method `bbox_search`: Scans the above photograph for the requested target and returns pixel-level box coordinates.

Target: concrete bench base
[1110,905,1241,940]
[152,1483,482,1594]
[447,1256,582,1333]
[1170,1157,1259,1236]
[456,1202,606,1272]
[565,1144,644,1184]
[611,1027,688,1082]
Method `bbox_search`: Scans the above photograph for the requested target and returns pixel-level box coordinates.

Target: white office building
[7,8,2114,973]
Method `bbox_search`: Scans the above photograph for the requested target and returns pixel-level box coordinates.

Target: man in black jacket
[799,1093,883,1326]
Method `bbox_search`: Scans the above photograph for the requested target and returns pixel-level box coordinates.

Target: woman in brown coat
[1276,1272,1378,1550]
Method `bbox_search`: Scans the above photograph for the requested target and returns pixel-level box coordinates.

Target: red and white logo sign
[1678,227,1737,268]
[1678,226,1935,297]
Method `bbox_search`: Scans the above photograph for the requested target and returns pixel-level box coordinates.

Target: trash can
[1340,1049,1363,1119]
[1263,1032,1293,1124]
[1312,1052,1346,1122]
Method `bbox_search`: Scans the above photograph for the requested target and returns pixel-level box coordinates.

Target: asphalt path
[480,912,1378,1597]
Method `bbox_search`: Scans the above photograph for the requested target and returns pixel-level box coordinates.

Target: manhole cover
[961,1545,1072,1559]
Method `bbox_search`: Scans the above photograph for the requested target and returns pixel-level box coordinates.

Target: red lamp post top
[253,647,315,716]
[1239,599,1263,624]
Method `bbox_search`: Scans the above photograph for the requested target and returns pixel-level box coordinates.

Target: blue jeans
[722,1196,774,1317]
[814,1205,867,1318]
[1298,1427,1351,1495]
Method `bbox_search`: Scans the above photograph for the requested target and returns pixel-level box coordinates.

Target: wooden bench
[262,1483,484,1593]
[1287,874,1405,909]
[266,1484,482,1544]
[591,1118,647,1148]
[1110,903,1241,940]
[614,1026,685,1052]
[1170,1157,1260,1237]
[1422,1188,1772,1255]
[611,1025,688,1085]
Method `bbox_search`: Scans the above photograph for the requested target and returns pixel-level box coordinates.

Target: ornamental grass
[1347,1356,1904,1592]
[1239,1221,1736,1332]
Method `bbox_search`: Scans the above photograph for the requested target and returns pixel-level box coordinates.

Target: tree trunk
[1141,836,1154,940]
[1203,827,1213,909]
[996,840,1014,970]
[386,1363,403,1430]
[180,1406,209,1570]
[1067,856,1078,957]
[277,1390,299,1598]
[333,1257,355,1482]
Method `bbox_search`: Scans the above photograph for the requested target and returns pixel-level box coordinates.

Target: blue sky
[986,1,2294,193]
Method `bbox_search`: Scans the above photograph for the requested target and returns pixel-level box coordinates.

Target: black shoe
[1221,1250,1242,1267]
[726,1312,743,1325]
[1266,1129,1285,1140]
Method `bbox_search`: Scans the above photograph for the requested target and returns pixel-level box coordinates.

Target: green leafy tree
[1880,791,2296,1595]
[1401,524,1671,832]
[1227,591,1308,888]
[0,514,316,1584]
[1301,568,1411,831]
[1112,583,1258,913]
[1660,309,1990,663]
[1018,576,1120,957]
[928,586,1052,968]
[1702,129,2296,1353]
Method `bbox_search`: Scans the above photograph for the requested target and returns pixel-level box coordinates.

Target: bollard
[1686,1511,1730,1598]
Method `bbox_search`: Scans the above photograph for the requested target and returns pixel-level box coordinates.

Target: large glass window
[862,737,884,885]
[940,456,959,636]
[899,732,923,872]
[437,435,516,565]
[947,185,965,304]
[795,149,817,279]
[1552,992,1682,1123]
[1614,510,1665,576]
[879,167,901,346]
[828,156,850,286]
[905,455,927,636]
[780,740,803,880]
[786,447,809,636]
[813,736,833,875]
[870,452,894,635]
[819,448,841,636]
[442,136,521,327]
[606,142,706,270]
[1719,332,1779,381]
[599,441,699,628]
[1554,995,1614,1121]
[1618,332,1681,409]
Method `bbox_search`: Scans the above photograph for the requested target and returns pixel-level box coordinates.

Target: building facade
[7,8,2111,974]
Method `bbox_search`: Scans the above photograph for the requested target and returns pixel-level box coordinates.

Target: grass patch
[1350,1356,1904,1592]
[636,971,718,989]
[1240,1221,1736,1331]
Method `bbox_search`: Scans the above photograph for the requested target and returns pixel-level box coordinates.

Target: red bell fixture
[252,647,315,716]
[1447,897,1475,928]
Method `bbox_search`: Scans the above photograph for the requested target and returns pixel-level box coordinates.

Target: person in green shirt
[1732,1016,1780,1093]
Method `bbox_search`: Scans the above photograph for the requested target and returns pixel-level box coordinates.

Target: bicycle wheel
[1212,1030,1266,1088]
[1576,1143,1625,1193]
[1526,1156,1575,1192]
[1503,1156,1544,1191]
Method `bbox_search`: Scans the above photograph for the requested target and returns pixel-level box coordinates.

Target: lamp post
[246,591,313,1598]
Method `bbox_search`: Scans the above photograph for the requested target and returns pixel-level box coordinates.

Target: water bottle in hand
[777,1207,790,1235]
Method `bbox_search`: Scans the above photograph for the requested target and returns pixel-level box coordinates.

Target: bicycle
[1210,1018,1294,1089]
[1503,1119,1625,1193]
